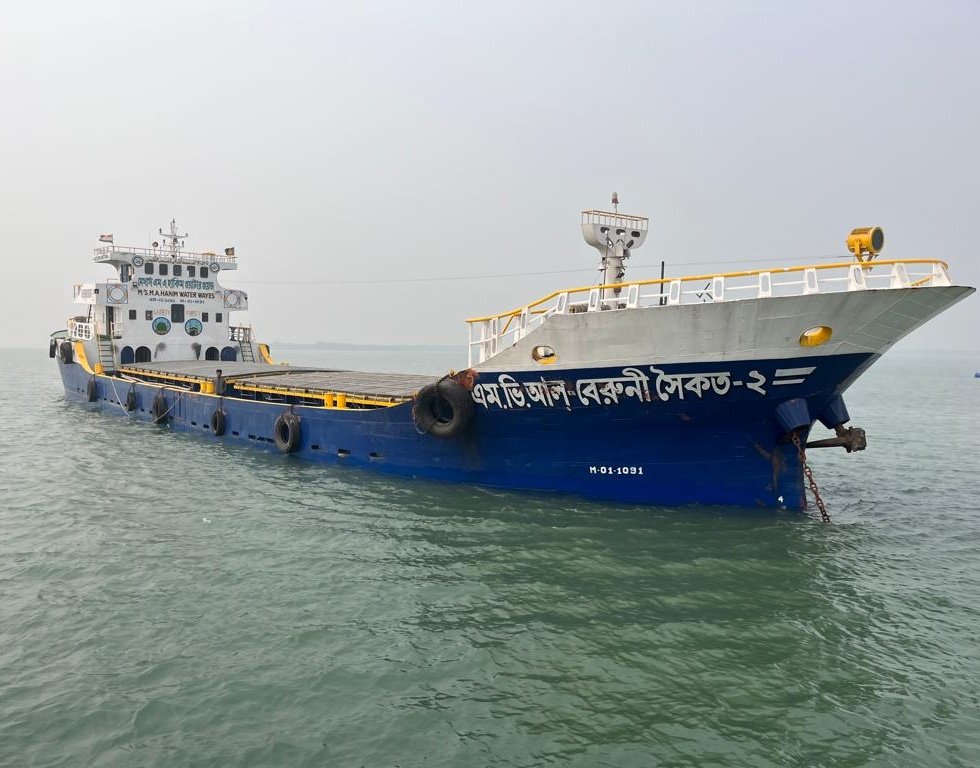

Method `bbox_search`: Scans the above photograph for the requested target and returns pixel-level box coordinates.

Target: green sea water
[1,347,979,767]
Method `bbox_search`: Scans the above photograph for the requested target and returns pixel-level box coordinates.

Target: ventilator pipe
[774,398,811,435]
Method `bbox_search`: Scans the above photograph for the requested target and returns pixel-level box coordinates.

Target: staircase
[239,342,255,363]
[97,335,116,373]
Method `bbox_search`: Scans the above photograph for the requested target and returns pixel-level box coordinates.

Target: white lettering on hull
[471,365,815,410]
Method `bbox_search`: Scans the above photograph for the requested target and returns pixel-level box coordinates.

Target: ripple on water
[0,349,979,767]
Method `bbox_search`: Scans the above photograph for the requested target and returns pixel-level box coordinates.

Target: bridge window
[216,312,223,323]
[145,263,153,275]
[128,310,137,320]
[201,267,209,279]
[159,263,168,276]
[171,304,185,323]
[188,266,196,277]
[135,346,151,363]
[174,265,182,276]
[145,310,152,320]
[202,312,209,322]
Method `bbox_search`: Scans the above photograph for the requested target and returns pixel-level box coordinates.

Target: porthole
[799,326,833,347]
[531,345,557,364]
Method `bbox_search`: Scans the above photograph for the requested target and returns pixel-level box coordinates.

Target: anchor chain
[791,431,831,524]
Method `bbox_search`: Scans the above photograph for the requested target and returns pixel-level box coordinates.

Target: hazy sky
[2,0,977,350]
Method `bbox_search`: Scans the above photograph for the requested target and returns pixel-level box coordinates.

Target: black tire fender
[60,341,74,364]
[211,409,227,436]
[86,377,98,402]
[151,393,168,424]
[273,412,301,453]
[125,388,137,412]
[413,378,475,439]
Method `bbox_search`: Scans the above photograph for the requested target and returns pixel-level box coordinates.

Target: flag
[99,233,113,243]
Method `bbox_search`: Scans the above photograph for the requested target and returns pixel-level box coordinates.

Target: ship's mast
[158,218,188,258]
[581,194,649,302]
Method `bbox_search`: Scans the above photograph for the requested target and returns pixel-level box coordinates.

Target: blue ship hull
[57,351,876,510]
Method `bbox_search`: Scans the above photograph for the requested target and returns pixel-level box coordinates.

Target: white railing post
[626,283,639,308]
[758,272,772,298]
[587,288,600,312]
[518,307,530,339]
[890,263,910,288]
[803,268,819,294]
[667,279,681,305]
[930,262,951,287]
[847,264,867,291]
[712,276,724,302]
[556,292,569,314]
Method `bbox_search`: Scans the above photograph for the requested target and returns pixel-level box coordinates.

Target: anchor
[806,424,867,453]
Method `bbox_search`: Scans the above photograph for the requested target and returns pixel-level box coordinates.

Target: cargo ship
[50,207,973,510]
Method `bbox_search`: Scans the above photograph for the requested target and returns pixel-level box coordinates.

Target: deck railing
[68,318,94,341]
[229,325,252,343]
[94,245,237,267]
[465,258,952,366]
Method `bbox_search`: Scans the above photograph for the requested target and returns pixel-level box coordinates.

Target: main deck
[117,361,436,407]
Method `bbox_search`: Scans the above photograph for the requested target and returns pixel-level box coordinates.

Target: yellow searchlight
[846,226,884,263]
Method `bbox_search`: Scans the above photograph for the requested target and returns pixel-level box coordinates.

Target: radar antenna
[581,196,649,302]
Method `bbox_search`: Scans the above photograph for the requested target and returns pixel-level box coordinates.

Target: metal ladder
[239,341,255,362]
[97,335,116,372]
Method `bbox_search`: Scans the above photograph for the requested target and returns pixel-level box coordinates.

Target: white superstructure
[66,220,260,371]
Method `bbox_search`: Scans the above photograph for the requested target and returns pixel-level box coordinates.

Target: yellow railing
[464,258,953,366]
[465,258,948,324]
[117,366,400,409]
[232,382,401,409]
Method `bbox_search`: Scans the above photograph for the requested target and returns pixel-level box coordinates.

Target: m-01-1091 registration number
[589,466,644,475]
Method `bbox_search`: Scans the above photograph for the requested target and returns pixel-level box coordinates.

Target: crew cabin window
[145,310,152,320]
[159,263,168,276]
[174,265,182,276]
[201,267,209,278]
[188,266,196,277]
[128,310,137,320]
[144,263,153,275]
[171,304,185,323]
[202,312,209,322]
[216,312,223,323]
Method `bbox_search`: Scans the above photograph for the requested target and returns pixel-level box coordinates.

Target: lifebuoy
[125,389,137,412]
[413,378,475,439]
[211,409,227,436]
[60,341,74,364]
[86,377,98,402]
[151,393,168,424]
[273,412,301,453]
